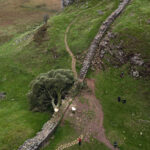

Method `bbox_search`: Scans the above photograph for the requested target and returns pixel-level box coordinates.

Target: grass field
[42,0,119,149]
[0,0,109,149]
[94,0,150,149]
[95,66,150,150]
[0,0,150,150]
[0,0,63,149]
[44,0,150,150]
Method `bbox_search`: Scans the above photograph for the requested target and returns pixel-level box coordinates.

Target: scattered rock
[130,54,144,66]
[107,32,117,39]
[97,10,104,15]
[100,49,105,58]
[147,19,150,24]
[131,70,140,78]
[0,92,6,100]
[140,132,143,135]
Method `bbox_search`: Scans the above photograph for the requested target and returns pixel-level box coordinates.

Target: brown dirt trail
[64,20,78,79]
[63,18,119,150]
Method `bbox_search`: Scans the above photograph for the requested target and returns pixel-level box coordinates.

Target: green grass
[0,13,72,150]
[42,121,78,150]
[67,0,150,150]
[68,0,119,55]
[0,40,51,149]
[67,0,120,73]
[0,0,117,149]
[95,66,150,150]
[0,4,73,150]
[43,121,110,150]
[1,0,149,149]
[112,0,150,59]
[92,1,150,149]
[42,1,119,149]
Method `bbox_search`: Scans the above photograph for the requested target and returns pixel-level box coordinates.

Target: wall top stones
[18,98,72,150]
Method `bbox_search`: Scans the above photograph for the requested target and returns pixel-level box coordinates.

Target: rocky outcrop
[130,54,144,66]
[91,30,149,78]
[79,0,130,80]
[91,31,126,70]
[18,98,72,150]
[62,0,75,7]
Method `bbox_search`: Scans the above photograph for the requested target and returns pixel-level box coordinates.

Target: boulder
[131,70,140,78]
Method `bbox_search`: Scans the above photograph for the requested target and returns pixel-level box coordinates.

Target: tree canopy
[28,69,75,112]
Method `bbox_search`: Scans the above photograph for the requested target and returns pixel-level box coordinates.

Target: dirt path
[85,79,118,150]
[62,79,118,150]
[64,3,103,79]
[64,20,78,79]
[63,19,119,150]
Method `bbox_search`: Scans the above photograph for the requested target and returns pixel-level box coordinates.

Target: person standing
[113,141,118,148]
[118,97,121,102]
[78,137,82,146]
[120,72,124,78]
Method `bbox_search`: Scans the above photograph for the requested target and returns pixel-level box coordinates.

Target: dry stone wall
[18,99,72,150]
[79,0,131,80]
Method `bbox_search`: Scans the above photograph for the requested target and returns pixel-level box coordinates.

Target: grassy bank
[0,0,149,149]
[95,66,150,150]
[0,0,115,149]
[94,0,150,149]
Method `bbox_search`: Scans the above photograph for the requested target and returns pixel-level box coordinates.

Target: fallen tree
[28,69,74,112]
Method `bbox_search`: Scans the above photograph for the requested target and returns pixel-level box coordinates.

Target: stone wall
[79,0,131,80]
[18,98,72,150]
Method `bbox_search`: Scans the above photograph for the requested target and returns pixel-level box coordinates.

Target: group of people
[118,96,126,104]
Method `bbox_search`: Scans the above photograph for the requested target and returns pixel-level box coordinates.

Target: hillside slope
[0,0,61,44]
[0,0,149,150]
[43,0,150,150]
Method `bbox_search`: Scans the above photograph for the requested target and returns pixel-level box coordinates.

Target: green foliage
[28,69,74,112]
